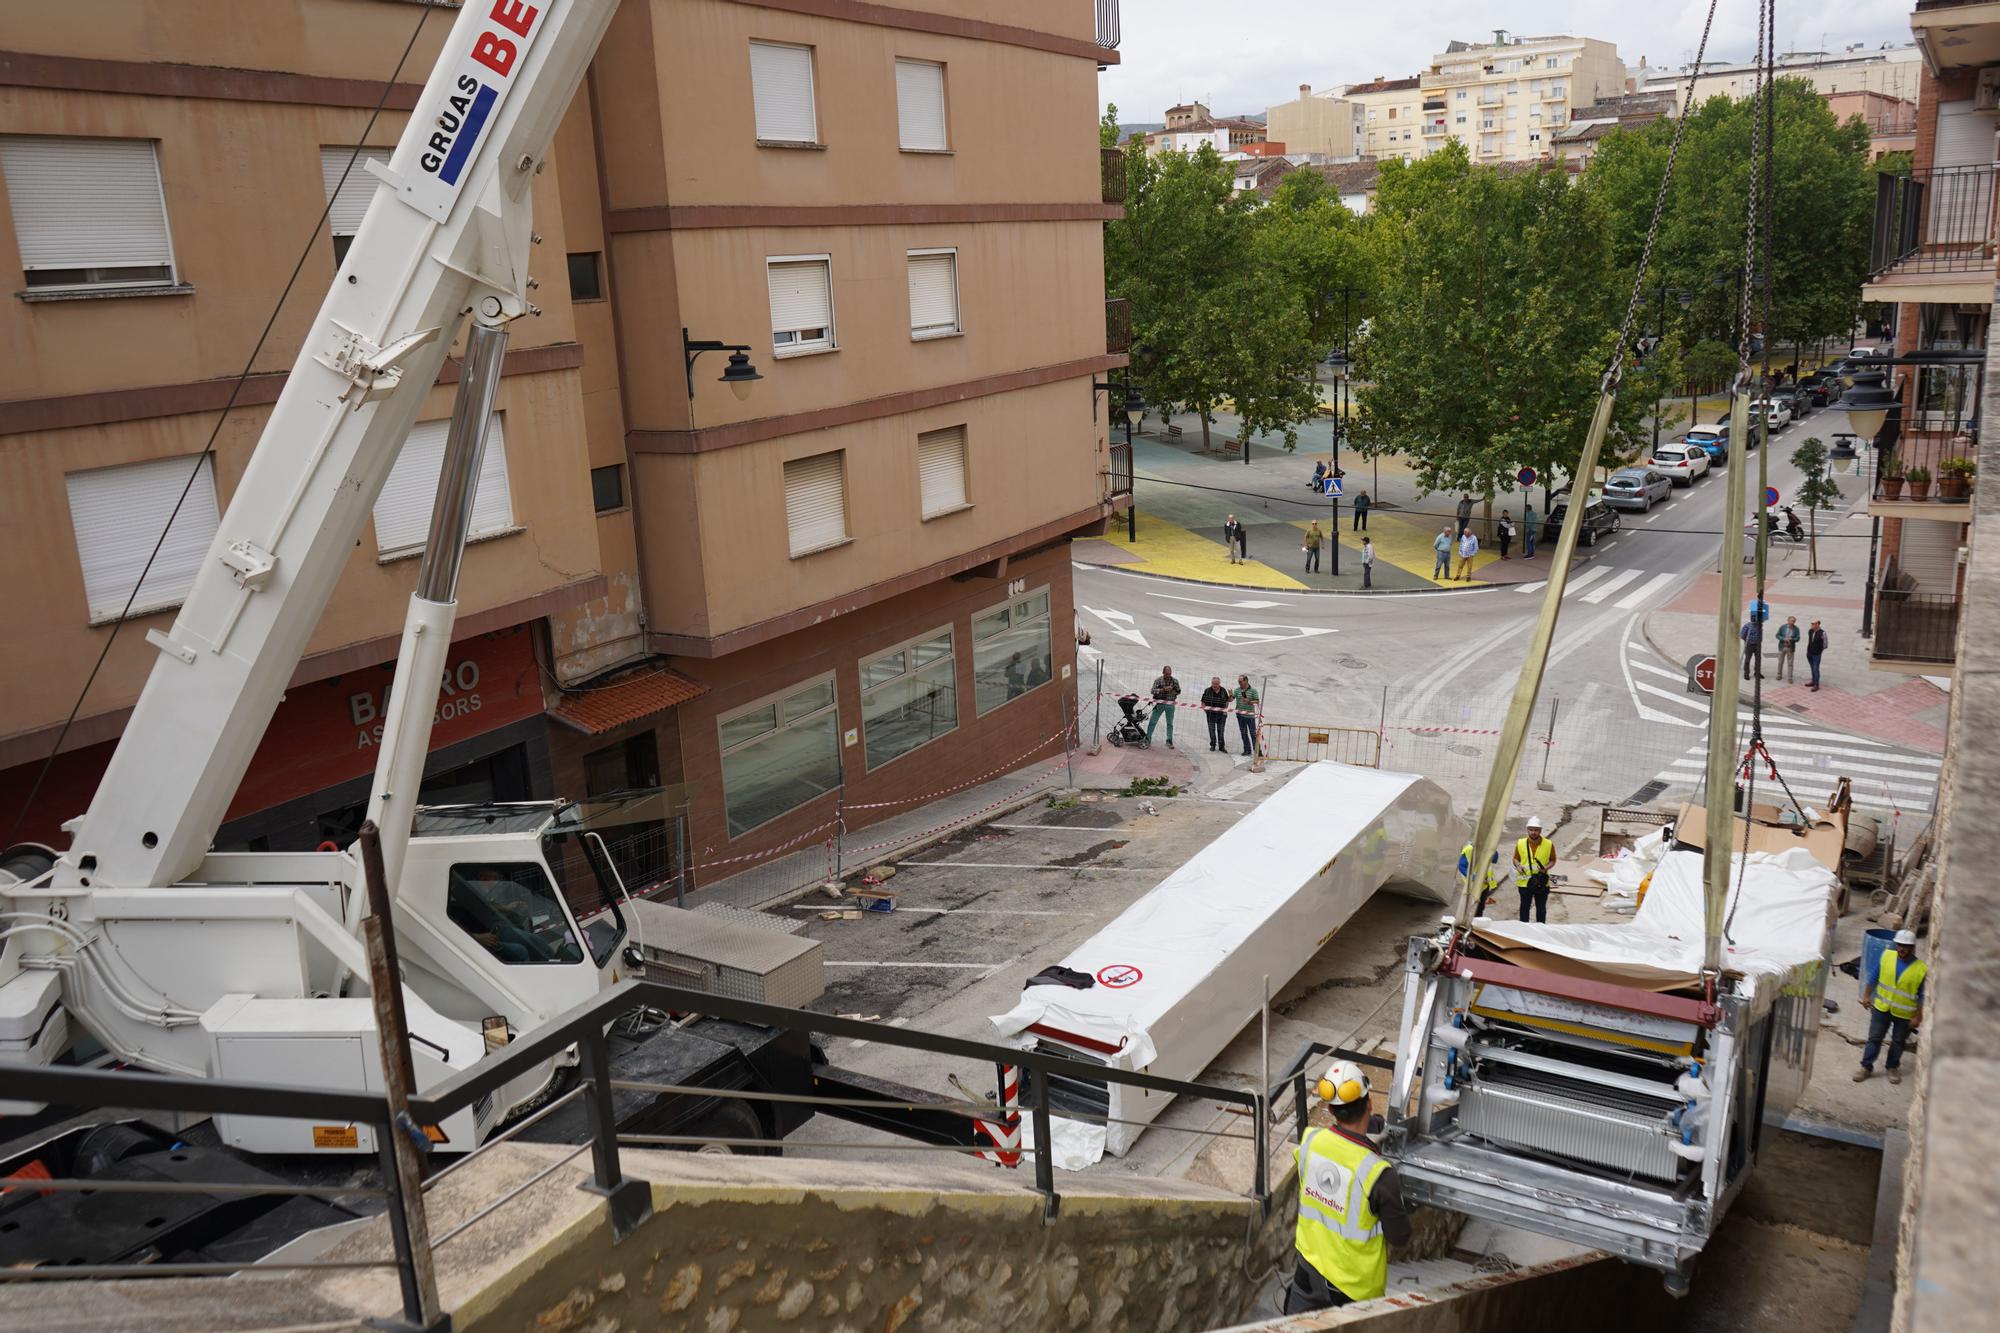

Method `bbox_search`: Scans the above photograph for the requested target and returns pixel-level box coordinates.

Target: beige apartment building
[1265,84,1366,159]
[1341,76,1425,162]
[1640,43,1923,110]
[0,0,1126,889]
[1418,32,1626,163]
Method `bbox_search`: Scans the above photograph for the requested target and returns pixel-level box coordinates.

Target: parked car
[1603,468,1674,512]
[1775,386,1811,419]
[1801,380,1833,407]
[1752,398,1793,430]
[1544,491,1622,546]
[1649,442,1712,485]
[1683,424,1731,465]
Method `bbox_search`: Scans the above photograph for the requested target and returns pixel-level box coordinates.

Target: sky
[1098,1,1919,123]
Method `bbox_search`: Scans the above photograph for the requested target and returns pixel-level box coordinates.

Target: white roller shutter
[373,413,515,556]
[895,59,948,150]
[320,146,391,236]
[750,41,817,143]
[783,452,848,555]
[907,251,958,336]
[64,454,220,621]
[0,135,174,274]
[1897,519,1965,591]
[767,258,833,349]
[917,426,968,516]
[1929,101,1996,246]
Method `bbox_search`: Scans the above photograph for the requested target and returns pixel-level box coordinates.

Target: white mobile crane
[0,0,668,1155]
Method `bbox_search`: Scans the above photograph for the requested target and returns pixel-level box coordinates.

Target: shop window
[862,628,957,769]
[718,676,840,837]
[447,862,585,965]
[972,588,1053,716]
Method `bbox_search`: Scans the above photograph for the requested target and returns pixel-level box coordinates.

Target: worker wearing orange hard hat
[1284,1060,1412,1312]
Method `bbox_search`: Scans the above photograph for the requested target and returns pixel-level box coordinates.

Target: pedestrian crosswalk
[1515,565,1681,610]
[1621,640,1942,816]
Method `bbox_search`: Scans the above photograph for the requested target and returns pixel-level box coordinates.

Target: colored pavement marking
[1104,512,1307,591]
[1300,509,1496,587]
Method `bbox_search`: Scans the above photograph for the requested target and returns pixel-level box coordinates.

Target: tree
[1682,338,1739,425]
[1100,103,1120,150]
[1790,437,1843,574]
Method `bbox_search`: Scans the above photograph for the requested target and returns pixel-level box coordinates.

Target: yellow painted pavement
[1105,512,1308,590]
[1292,509,1501,586]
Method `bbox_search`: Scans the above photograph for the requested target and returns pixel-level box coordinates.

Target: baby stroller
[1107,692,1152,748]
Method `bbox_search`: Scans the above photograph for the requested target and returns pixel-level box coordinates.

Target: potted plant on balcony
[1905,465,1932,500]
[1879,456,1905,501]
[1938,455,1977,502]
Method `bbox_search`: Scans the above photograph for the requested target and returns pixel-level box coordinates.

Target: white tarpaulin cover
[992,763,1460,1160]
[1472,848,1836,992]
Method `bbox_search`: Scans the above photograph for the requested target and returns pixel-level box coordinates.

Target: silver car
[1603,467,1673,512]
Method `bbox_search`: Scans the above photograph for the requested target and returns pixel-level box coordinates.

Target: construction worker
[1458,841,1500,917]
[1285,1061,1411,1313]
[1855,929,1926,1086]
[1514,816,1557,923]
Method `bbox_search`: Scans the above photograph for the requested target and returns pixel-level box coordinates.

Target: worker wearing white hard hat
[1856,929,1925,1086]
[1284,1059,1412,1313]
[1513,817,1557,924]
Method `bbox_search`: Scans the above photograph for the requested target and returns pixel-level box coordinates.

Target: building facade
[1265,85,1365,159]
[1419,33,1627,164]
[1641,44,1924,110]
[0,0,1126,896]
[1341,76,1424,162]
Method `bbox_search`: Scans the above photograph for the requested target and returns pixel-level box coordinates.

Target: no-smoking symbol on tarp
[1096,964,1143,989]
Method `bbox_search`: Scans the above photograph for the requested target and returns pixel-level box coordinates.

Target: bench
[1165,423,1184,438]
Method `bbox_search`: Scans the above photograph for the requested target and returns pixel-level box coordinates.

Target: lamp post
[1643,285,1693,455]
[1321,286,1365,577]
[681,328,762,405]
[1838,372,1901,641]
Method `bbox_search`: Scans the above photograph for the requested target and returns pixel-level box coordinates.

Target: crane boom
[53,0,617,893]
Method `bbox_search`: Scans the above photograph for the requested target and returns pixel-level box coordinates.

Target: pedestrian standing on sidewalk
[1514,816,1556,923]
[1145,666,1182,748]
[1223,515,1244,565]
[1200,676,1231,752]
[1456,494,1474,535]
[1740,616,1764,680]
[1497,513,1514,560]
[1775,615,1801,682]
[1233,675,1261,756]
[1432,527,1454,580]
[1361,537,1375,588]
[1854,929,1925,1086]
[1353,489,1372,532]
[1456,528,1479,581]
[1523,501,1538,558]
[1806,619,1828,691]
[1304,521,1324,573]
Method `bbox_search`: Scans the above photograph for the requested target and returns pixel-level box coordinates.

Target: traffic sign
[1763,486,1780,508]
[1325,477,1343,496]
[1750,599,1770,623]
[1517,467,1537,488]
[1687,654,1717,695]
[1096,964,1143,989]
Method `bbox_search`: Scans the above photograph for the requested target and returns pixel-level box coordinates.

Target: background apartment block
[1418,32,1627,164]
[1265,84,1366,159]
[0,0,1126,892]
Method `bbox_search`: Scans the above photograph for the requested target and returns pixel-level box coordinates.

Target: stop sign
[1687,654,1717,695]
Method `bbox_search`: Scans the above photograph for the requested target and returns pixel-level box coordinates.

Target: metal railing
[1106,296,1131,354]
[1874,590,1962,665]
[1258,721,1382,768]
[1095,0,1120,51]
[1,980,1266,1322]
[1101,146,1127,205]
[1108,441,1134,499]
[1871,429,1980,503]
[1870,164,1998,276]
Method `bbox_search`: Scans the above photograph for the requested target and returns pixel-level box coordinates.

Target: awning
[549,665,707,735]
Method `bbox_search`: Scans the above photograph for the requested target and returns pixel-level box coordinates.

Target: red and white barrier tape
[845,723,1073,812]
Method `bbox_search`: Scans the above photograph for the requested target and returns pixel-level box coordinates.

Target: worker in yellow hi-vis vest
[1513,815,1557,924]
[1855,929,1926,1087]
[1284,1061,1412,1313]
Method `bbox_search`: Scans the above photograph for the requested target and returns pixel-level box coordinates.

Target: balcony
[1101,146,1127,205]
[1874,589,1962,667]
[1108,440,1134,501]
[1913,2,2000,71]
[1106,297,1131,355]
[1864,164,1998,303]
[1424,120,1448,136]
[1096,0,1120,52]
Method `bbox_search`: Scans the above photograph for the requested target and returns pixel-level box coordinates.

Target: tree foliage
[1790,437,1843,573]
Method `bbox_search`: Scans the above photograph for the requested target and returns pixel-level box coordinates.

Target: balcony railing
[1869,163,1998,276]
[1096,0,1120,50]
[1870,427,1981,503]
[1108,441,1134,499]
[1101,146,1126,204]
[1106,297,1131,354]
[1874,589,1961,665]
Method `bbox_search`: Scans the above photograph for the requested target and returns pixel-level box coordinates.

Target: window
[895,58,948,150]
[1507,104,1519,120]
[567,251,603,301]
[718,677,840,837]
[783,451,848,556]
[64,454,221,622]
[907,248,960,339]
[591,463,625,513]
[1481,118,1495,131]
[1,136,177,291]
[320,145,390,267]
[373,413,514,558]
[1552,83,1566,98]
[1455,114,1467,125]
[446,862,585,965]
[862,629,957,768]
[1507,130,1519,144]
[1546,57,1560,69]
[1387,108,1397,121]
[749,41,818,144]
[1455,90,1467,101]
[917,425,968,517]
[972,588,1053,716]
[1403,130,1413,141]
[1366,109,1377,122]
[767,256,835,354]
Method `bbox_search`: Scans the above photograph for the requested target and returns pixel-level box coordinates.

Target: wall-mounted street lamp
[1835,368,1897,442]
[682,327,763,402]
[1827,432,1859,476]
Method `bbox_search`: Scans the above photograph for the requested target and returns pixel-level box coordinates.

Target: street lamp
[1322,286,1367,576]
[1827,432,1859,476]
[682,328,762,401]
[1836,368,1897,441]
